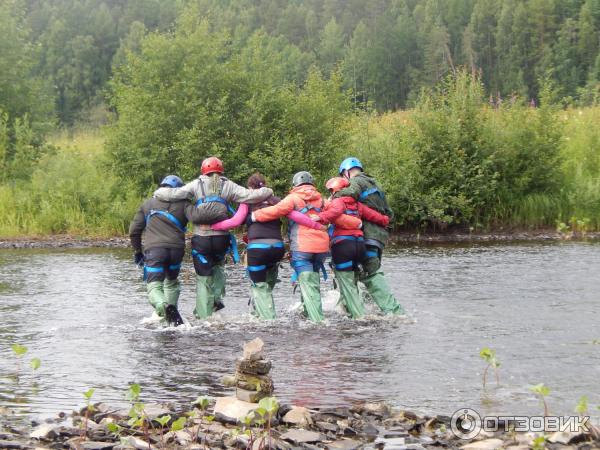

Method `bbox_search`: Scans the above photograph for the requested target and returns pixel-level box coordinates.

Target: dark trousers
[191,235,230,276]
[247,244,285,283]
[144,247,185,283]
[331,239,367,272]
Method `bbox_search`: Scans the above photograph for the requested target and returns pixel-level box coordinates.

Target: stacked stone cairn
[233,337,274,403]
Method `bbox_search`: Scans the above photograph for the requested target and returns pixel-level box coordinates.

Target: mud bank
[2,230,599,249]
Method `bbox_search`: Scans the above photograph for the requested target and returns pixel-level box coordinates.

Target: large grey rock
[280,429,325,444]
[460,438,504,450]
[213,396,257,422]
[326,439,362,450]
[243,338,265,361]
[282,406,313,427]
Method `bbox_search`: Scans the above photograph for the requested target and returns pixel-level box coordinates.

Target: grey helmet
[292,171,315,187]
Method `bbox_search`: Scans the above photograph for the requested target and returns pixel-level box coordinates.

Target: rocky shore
[2,398,599,450]
[1,230,599,249]
[1,339,599,450]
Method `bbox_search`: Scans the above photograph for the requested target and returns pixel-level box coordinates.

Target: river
[1,241,599,425]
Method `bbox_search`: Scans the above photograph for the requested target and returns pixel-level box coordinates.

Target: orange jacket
[253,185,331,253]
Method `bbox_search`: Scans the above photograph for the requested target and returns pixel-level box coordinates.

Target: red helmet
[325,177,349,193]
[201,157,224,175]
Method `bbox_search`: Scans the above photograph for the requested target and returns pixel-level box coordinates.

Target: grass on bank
[1,107,600,237]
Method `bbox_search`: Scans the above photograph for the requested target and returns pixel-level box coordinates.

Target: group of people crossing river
[129,156,405,326]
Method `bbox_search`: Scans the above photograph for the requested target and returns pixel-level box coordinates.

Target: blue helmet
[339,157,363,175]
[160,175,184,188]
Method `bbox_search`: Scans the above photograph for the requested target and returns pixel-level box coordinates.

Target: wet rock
[236,358,272,375]
[282,406,313,427]
[221,375,236,387]
[236,388,265,403]
[461,438,504,450]
[235,373,274,394]
[316,421,338,433]
[243,338,265,361]
[213,396,257,422]
[0,440,28,449]
[30,423,58,440]
[280,429,325,444]
[361,422,379,439]
[326,438,363,450]
[374,436,406,449]
[81,441,116,450]
[127,436,156,450]
[353,401,391,418]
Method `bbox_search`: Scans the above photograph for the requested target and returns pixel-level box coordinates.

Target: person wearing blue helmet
[336,157,405,315]
[129,174,189,326]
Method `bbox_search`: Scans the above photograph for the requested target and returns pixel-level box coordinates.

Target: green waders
[212,263,226,310]
[194,275,214,319]
[298,271,324,323]
[334,270,365,319]
[163,279,181,308]
[250,265,279,320]
[147,281,168,317]
[362,255,405,315]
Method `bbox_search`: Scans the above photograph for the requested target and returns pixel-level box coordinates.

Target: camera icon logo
[451,408,482,439]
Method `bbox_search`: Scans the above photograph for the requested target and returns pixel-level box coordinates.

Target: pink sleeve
[287,210,322,230]
[211,203,249,231]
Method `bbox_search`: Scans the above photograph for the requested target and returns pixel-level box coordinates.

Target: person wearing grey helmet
[251,171,330,322]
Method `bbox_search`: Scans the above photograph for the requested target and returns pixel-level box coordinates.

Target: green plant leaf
[255,407,266,417]
[155,415,171,427]
[126,383,141,401]
[30,357,41,370]
[258,396,279,415]
[107,423,122,434]
[170,417,186,432]
[83,388,95,400]
[575,396,588,415]
[11,344,28,356]
[530,383,550,397]
[192,395,210,410]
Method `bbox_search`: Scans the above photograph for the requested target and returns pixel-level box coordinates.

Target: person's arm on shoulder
[333,214,362,230]
[211,203,249,231]
[154,180,196,201]
[287,210,325,230]
[226,180,273,204]
[317,198,345,225]
[336,178,361,200]
[358,202,390,227]
[253,195,296,222]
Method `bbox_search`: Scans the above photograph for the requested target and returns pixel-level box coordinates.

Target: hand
[320,225,328,232]
[382,216,390,227]
[308,213,320,221]
[134,252,144,267]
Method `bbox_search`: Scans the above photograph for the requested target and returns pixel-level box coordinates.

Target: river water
[1,241,599,425]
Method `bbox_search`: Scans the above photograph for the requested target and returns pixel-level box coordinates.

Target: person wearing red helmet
[153,156,273,319]
[317,177,390,319]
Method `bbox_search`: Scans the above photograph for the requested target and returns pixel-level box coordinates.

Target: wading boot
[334,270,365,319]
[251,282,276,320]
[298,271,324,323]
[146,281,167,317]
[212,264,226,311]
[362,271,405,315]
[194,275,214,319]
[164,304,184,326]
[163,278,181,308]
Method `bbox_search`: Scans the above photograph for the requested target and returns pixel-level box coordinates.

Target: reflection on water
[1,242,599,425]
